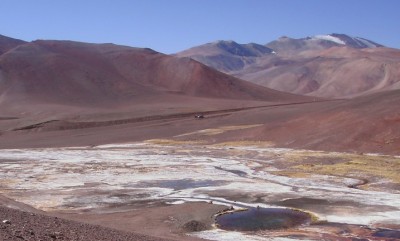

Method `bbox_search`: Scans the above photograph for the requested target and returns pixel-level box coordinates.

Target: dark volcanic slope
[0,39,308,110]
[176,40,273,72]
[0,35,26,55]
[0,206,169,241]
[177,34,400,98]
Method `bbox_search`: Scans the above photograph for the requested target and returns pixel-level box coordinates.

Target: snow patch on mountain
[354,37,378,48]
[312,35,346,45]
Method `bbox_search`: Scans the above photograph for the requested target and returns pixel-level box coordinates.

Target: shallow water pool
[215,207,311,231]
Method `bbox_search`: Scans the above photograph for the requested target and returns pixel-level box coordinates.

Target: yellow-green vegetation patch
[290,208,320,224]
[282,150,344,163]
[288,152,400,184]
[215,207,248,217]
[271,171,312,179]
[0,178,19,186]
[145,139,205,145]
[213,140,275,147]
[309,212,320,224]
[193,128,225,136]
[177,124,263,137]
[218,124,263,131]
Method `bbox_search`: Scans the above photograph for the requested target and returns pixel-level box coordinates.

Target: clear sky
[1,0,399,53]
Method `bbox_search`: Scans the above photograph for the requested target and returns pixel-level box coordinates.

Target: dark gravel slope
[0,206,171,241]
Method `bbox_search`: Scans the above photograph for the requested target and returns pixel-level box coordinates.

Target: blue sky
[1,0,399,53]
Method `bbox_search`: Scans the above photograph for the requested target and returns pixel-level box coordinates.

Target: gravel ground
[0,206,172,241]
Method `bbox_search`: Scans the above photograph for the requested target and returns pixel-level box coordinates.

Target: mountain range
[0,34,308,113]
[0,34,399,154]
[177,34,400,98]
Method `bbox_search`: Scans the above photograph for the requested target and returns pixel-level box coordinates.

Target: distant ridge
[176,40,273,72]
[177,34,400,98]
[266,33,383,55]
[0,34,26,55]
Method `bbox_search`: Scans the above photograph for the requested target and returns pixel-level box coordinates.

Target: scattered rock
[2,219,11,224]
[181,220,207,232]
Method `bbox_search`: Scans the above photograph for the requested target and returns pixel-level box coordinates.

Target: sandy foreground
[0,141,400,240]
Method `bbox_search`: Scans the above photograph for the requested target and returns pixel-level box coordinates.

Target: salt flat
[0,141,399,240]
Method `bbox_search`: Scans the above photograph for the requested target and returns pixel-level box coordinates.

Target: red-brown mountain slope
[173,89,400,154]
[0,39,309,110]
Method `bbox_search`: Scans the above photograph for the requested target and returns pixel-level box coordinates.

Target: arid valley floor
[1,127,400,240]
[1,95,400,240]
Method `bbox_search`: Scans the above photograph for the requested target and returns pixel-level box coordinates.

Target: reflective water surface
[216,207,311,231]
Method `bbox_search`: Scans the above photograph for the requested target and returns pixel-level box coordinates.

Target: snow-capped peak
[310,34,382,48]
[353,37,379,48]
[312,35,346,45]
